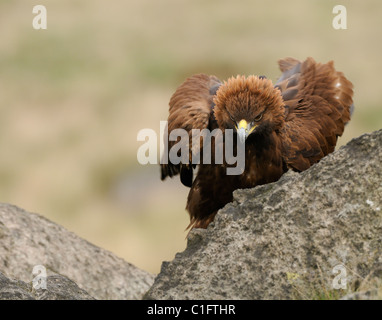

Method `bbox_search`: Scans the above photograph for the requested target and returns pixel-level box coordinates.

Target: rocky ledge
[1,129,381,300]
[0,203,154,300]
[145,129,382,299]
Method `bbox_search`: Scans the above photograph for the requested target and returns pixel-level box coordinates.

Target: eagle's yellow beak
[236,120,257,143]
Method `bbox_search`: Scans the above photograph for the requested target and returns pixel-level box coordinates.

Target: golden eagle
[161,57,354,229]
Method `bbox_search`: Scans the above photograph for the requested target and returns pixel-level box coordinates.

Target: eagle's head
[213,75,285,143]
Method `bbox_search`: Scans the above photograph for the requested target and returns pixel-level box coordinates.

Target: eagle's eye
[254,113,263,122]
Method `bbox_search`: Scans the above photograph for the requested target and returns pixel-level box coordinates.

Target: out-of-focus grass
[0,0,381,274]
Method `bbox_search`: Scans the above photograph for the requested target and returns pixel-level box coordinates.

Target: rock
[0,271,94,300]
[0,271,35,300]
[145,129,382,299]
[0,204,155,300]
[32,274,95,300]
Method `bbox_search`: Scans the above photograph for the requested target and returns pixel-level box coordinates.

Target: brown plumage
[161,57,354,229]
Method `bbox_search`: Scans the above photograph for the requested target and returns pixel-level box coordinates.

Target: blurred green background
[0,0,381,274]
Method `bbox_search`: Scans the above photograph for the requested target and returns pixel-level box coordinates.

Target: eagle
[160,57,354,229]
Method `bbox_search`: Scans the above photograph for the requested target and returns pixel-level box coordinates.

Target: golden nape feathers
[161,57,354,229]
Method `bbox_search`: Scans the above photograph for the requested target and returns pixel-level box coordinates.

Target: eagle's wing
[277,57,354,171]
[161,74,222,187]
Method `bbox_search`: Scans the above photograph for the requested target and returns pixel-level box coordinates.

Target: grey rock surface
[145,129,382,299]
[0,204,155,300]
[0,271,35,300]
[0,271,94,300]
[32,274,95,300]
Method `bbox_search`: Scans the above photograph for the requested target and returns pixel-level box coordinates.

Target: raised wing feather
[277,57,354,171]
[161,74,222,187]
